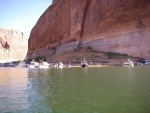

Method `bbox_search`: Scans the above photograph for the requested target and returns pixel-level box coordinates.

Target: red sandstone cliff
[28,0,150,59]
[0,29,28,62]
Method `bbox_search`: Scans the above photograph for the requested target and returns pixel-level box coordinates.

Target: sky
[0,0,52,38]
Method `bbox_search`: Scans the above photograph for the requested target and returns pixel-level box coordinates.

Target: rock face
[0,29,28,62]
[28,0,150,59]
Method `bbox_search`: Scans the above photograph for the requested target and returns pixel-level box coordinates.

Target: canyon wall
[0,29,28,62]
[28,0,150,59]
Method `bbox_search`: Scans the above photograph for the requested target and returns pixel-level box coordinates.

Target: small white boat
[138,59,150,65]
[29,61,39,68]
[137,62,143,66]
[67,64,72,68]
[144,59,150,65]
[81,57,88,68]
[123,59,134,67]
[15,61,28,68]
[54,62,63,68]
[39,62,50,68]
[29,65,35,68]
[58,62,63,68]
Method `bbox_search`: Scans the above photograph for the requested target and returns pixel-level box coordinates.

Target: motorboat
[15,61,28,68]
[81,61,88,67]
[137,59,150,65]
[81,57,88,68]
[54,62,63,68]
[144,59,150,65]
[123,59,134,67]
[137,62,143,66]
[29,62,36,68]
[39,61,50,68]
[29,61,39,68]
[58,62,63,68]
[67,64,72,68]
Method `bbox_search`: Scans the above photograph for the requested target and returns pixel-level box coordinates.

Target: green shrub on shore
[26,56,47,63]
[35,56,47,62]
[104,52,128,59]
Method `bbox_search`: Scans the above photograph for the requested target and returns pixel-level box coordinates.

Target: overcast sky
[0,0,52,38]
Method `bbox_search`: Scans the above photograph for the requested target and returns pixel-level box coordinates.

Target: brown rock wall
[0,29,28,62]
[28,0,150,59]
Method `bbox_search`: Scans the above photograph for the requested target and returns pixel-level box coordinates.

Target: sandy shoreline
[56,64,118,68]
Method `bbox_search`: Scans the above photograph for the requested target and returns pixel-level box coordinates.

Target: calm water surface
[0,66,150,113]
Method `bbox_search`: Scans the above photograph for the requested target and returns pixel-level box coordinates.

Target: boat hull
[81,64,88,68]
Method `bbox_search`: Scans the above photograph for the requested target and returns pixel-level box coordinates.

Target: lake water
[0,66,150,113]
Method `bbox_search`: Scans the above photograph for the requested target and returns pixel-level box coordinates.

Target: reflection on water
[0,67,150,113]
[0,68,29,113]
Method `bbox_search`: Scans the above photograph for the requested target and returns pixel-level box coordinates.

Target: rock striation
[0,29,28,62]
[28,0,150,59]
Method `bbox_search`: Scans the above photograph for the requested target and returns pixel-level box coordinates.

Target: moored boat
[137,59,150,65]
[39,61,50,68]
[123,59,134,67]
[81,57,88,68]
[54,62,63,68]
[29,61,39,68]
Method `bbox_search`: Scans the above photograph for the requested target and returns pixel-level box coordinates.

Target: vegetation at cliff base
[27,56,47,63]
[104,52,128,59]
